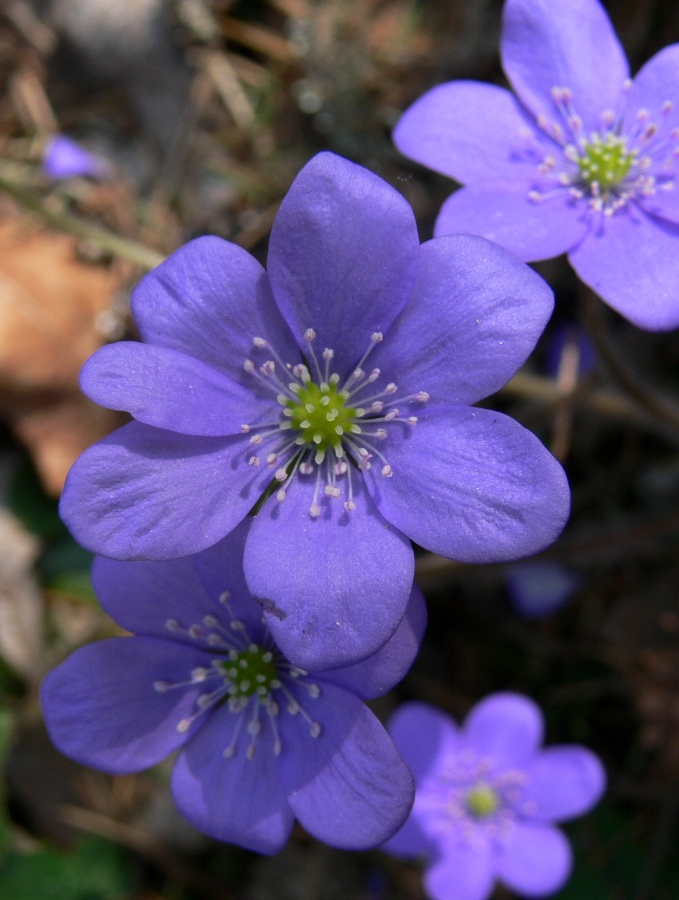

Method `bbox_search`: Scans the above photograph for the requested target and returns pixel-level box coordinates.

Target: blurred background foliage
[0,0,678,897]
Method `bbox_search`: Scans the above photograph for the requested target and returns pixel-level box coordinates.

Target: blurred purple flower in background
[59,150,570,671]
[43,135,111,180]
[505,559,581,619]
[42,520,425,854]
[394,0,679,330]
[383,694,606,900]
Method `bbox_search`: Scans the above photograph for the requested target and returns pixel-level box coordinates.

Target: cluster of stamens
[153,591,322,761]
[520,84,678,217]
[421,751,532,849]
[241,328,429,518]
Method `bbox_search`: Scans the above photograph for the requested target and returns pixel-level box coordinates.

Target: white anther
[382,464,393,477]
[415,391,429,402]
[247,719,261,736]
[188,625,202,638]
[223,746,236,758]
[304,328,316,342]
[300,461,314,475]
[276,489,286,502]
[408,416,418,425]
[371,401,384,413]
[253,337,267,348]
[154,681,169,692]
[528,190,543,203]
[384,410,398,421]
[309,504,321,518]
[266,453,278,466]
[310,723,321,738]
[367,368,380,383]
[275,467,288,482]
[165,618,182,632]
[177,719,191,733]
[371,332,383,343]
[374,428,387,439]
[244,360,255,373]
[307,683,320,698]
[241,424,250,433]
[353,367,365,381]
[335,460,348,475]
[260,361,275,376]
[324,484,341,498]
[249,434,263,445]
[322,348,334,360]
[344,499,356,511]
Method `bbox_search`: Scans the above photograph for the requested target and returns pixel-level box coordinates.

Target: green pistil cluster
[465,784,500,819]
[220,646,279,699]
[287,381,357,452]
[578,133,635,191]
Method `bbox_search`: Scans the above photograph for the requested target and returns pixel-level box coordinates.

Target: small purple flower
[394,0,679,331]
[383,694,606,900]
[41,519,425,854]
[505,560,581,618]
[59,150,569,670]
[43,135,111,180]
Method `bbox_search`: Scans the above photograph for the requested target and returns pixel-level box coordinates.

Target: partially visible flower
[59,150,569,671]
[394,0,679,331]
[41,519,424,854]
[383,694,606,900]
[43,135,111,180]
[505,560,581,619]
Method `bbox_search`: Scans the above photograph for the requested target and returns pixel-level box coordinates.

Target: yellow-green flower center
[578,134,635,191]
[287,381,357,452]
[220,646,279,699]
[465,784,500,819]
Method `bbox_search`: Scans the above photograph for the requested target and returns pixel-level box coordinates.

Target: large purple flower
[41,520,424,854]
[59,150,569,670]
[394,0,679,331]
[382,694,606,900]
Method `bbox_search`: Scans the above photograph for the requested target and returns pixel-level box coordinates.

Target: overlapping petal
[501,0,629,132]
[393,82,547,186]
[435,187,587,261]
[41,637,210,773]
[171,705,294,854]
[364,408,570,563]
[424,840,494,900]
[243,475,414,671]
[370,234,554,406]
[622,45,679,142]
[267,152,420,371]
[461,693,543,768]
[81,342,275,436]
[59,422,269,560]
[278,681,414,849]
[388,702,459,782]
[319,585,426,699]
[522,746,606,821]
[131,236,301,383]
[495,821,572,896]
[569,210,679,330]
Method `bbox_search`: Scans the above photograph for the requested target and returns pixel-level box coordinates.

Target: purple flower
[505,560,581,618]
[383,694,606,899]
[394,0,679,331]
[41,519,425,854]
[43,135,111,180]
[59,150,569,670]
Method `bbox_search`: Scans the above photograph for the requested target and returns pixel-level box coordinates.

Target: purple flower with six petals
[383,694,606,899]
[41,519,424,854]
[394,0,679,330]
[59,151,569,671]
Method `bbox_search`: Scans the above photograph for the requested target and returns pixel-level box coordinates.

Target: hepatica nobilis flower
[43,135,111,180]
[383,695,606,900]
[395,0,679,330]
[41,520,424,854]
[60,150,569,670]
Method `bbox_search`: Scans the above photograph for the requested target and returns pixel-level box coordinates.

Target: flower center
[218,646,279,699]
[286,380,357,453]
[577,133,635,191]
[465,784,500,819]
